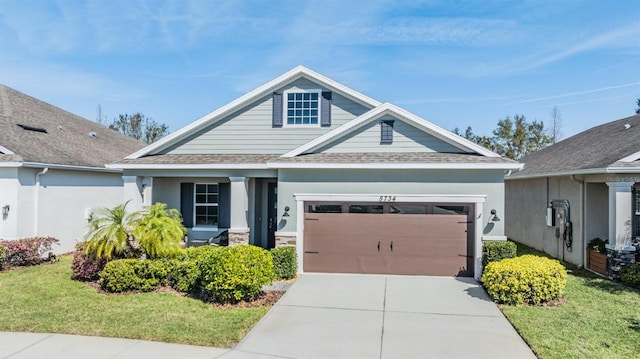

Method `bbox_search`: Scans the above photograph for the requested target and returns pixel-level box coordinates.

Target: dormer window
[285,90,320,126]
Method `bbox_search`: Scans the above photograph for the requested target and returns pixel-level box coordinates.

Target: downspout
[570,174,585,268]
[34,168,49,236]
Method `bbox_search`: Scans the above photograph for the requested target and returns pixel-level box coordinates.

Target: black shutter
[218,183,231,228]
[380,120,394,144]
[180,183,194,227]
[272,92,283,127]
[321,91,332,127]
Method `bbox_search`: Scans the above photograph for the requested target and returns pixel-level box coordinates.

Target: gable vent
[380,120,394,144]
[17,124,47,133]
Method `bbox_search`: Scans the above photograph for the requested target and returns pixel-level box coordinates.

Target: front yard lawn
[503,242,640,359]
[0,255,270,347]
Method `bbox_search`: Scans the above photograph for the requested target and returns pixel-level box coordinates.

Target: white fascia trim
[282,103,501,158]
[505,167,640,180]
[618,150,640,163]
[0,144,15,154]
[294,193,487,203]
[107,163,270,170]
[8,161,121,173]
[268,161,523,170]
[126,66,382,160]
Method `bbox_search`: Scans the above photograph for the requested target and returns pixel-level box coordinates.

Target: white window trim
[283,89,322,128]
[193,183,219,229]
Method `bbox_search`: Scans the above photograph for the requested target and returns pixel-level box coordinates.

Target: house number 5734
[379,196,396,202]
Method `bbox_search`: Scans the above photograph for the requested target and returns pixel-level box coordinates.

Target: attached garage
[302,201,474,276]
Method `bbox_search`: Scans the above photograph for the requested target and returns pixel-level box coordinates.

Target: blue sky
[0,0,639,139]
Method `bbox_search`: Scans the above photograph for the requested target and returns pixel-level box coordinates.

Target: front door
[267,183,278,249]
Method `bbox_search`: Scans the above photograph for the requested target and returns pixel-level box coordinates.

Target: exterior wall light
[490,209,500,222]
[2,205,9,216]
[283,206,290,217]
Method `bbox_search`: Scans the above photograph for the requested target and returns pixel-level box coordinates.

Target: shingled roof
[510,114,640,178]
[0,85,144,168]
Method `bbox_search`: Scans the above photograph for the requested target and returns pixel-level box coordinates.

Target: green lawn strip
[0,255,269,347]
[500,242,640,359]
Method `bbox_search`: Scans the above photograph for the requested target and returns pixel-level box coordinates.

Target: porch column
[123,176,143,212]
[228,176,249,245]
[606,181,634,247]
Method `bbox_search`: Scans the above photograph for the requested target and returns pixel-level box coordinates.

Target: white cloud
[503,82,640,106]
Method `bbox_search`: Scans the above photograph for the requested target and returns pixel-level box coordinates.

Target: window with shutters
[194,183,218,227]
[284,89,321,126]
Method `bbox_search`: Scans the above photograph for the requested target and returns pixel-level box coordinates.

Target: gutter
[506,167,640,180]
[34,168,48,236]
[0,161,122,173]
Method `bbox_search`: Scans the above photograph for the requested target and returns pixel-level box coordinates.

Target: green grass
[0,255,269,347]
[501,242,640,359]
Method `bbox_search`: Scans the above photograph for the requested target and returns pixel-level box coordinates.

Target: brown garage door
[303,203,473,276]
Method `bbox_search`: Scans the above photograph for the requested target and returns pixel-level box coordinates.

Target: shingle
[119,154,281,164]
[511,114,640,177]
[0,85,144,168]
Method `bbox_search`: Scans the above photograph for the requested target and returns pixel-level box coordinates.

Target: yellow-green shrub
[482,255,567,305]
[99,259,169,293]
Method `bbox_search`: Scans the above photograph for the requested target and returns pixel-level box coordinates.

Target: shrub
[620,263,640,289]
[198,245,275,303]
[588,238,608,254]
[482,240,517,268]
[2,237,59,267]
[166,258,201,293]
[482,255,567,305]
[71,243,108,281]
[0,242,4,271]
[99,259,169,293]
[271,247,297,280]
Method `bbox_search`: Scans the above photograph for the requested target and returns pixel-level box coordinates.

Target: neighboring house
[505,114,640,276]
[0,85,144,254]
[110,66,520,279]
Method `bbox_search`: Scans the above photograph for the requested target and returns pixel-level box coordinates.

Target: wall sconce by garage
[2,205,9,216]
[490,209,500,222]
[282,206,290,217]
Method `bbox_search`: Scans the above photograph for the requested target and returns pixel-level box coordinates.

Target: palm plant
[84,201,141,260]
[132,203,186,259]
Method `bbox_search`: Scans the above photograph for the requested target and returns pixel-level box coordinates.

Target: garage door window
[308,204,343,213]
[433,205,468,215]
[349,204,383,214]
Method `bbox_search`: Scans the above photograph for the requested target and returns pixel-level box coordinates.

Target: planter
[588,249,607,276]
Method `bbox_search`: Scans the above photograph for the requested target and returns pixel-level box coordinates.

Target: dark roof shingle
[0,85,144,168]
[511,114,640,177]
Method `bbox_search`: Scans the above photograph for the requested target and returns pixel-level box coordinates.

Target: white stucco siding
[505,176,584,266]
[319,115,464,153]
[164,78,370,155]
[277,168,506,237]
[0,167,20,240]
[2,168,125,254]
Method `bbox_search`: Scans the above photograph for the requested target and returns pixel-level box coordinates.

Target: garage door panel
[303,203,474,276]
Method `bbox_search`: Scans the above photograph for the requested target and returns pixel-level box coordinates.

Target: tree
[454,115,552,160]
[636,98,640,114]
[109,113,169,144]
[84,202,185,260]
[550,106,562,144]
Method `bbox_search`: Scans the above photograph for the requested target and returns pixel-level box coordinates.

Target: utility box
[546,207,554,227]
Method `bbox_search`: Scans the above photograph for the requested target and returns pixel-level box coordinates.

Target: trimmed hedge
[0,243,4,271]
[1,237,59,266]
[482,255,567,305]
[482,241,517,268]
[198,245,275,303]
[620,263,640,289]
[271,247,297,280]
[99,259,169,293]
[166,258,201,293]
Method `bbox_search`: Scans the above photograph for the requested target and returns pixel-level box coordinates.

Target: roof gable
[0,85,144,168]
[283,103,500,158]
[127,66,382,159]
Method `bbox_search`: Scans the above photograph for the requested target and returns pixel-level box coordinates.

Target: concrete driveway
[230,274,536,359]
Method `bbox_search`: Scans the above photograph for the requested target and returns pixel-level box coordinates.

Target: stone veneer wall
[228,231,250,246]
[275,235,296,248]
[607,247,637,281]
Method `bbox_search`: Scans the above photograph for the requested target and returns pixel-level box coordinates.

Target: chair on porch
[208,230,229,246]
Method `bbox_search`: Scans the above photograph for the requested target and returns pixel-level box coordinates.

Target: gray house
[110,66,520,279]
[0,85,143,253]
[506,114,640,276]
